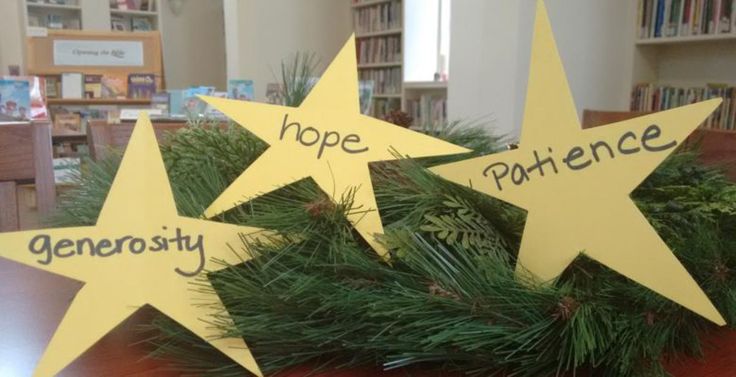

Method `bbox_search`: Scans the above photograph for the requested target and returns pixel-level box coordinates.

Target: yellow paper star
[0,115,271,376]
[199,36,469,258]
[429,0,725,325]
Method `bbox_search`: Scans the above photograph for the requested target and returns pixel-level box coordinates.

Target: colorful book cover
[127,74,156,99]
[227,79,254,100]
[4,76,48,120]
[131,17,152,31]
[168,89,185,117]
[181,86,214,116]
[84,74,102,98]
[265,83,283,105]
[151,92,170,115]
[358,80,374,115]
[0,79,31,120]
[101,74,127,98]
[53,113,82,135]
[205,91,228,117]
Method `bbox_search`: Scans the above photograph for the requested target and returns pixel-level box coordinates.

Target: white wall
[161,0,227,89]
[448,0,636,141]
[223,0,352,101]
[404,0,440,82]
[0,0,26,75]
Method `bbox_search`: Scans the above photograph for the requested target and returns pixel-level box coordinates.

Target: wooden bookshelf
[352,0,404,119]
[109,0,160,32]
[351,0,394,8]
[47,98,152,106]
[403,81,448,129]
[24,0,82,30]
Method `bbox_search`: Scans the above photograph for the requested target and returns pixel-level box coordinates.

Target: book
[131,17,153,31]
[84,75,102,98]
[127,73,156,99]
[4,76,48,121]
[53,113,82,135]
[45,76,59,98]
[182,86,214,116]
[111,16,127,31]
[227,79,254,100]
[266,83,283,104]
[205,92,228,118]
[53,157,81,184]
[168,89,185,117]
[358,81,374,115]
[61,72,84,99]
[0,80,31,120]
[47,14,64,29]
[151,92,170,115]
[101,74,127,98]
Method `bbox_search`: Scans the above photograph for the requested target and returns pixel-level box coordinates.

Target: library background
[0,0,736,377]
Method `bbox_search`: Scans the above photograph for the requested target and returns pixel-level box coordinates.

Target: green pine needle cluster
[47,56,736,377]
[49,122,736,377]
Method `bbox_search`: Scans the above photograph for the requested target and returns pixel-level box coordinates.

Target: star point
[430,0,725,326]
[200,35,469,258]
[0,115,271,376]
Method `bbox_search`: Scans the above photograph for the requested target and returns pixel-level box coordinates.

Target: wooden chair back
[581,109,736,180]
[87,120,189,160]
[0,121,56,231]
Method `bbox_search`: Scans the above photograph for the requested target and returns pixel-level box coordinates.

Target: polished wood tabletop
[1,251,734,376]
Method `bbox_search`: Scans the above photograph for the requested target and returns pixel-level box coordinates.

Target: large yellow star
[0,115,271,376]
[430,0,725,325]
[199,36,469,258]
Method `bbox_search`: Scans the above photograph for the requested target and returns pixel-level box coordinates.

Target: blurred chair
[0,121,55,231]
[582,109,736,180]
[87,119,188,160]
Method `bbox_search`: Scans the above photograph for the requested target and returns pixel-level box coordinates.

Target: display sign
[53,40,144,66]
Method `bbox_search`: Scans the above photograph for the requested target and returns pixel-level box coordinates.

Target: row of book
[45,73,158,100]
[358,67,401,95]
[27,13,81,30]
[638,0,735,39]
[356,36,402,65]
[110,0,156,11]
[353,0,402,34]
[405,95,447,130]
[372,98,401,120]
[631,83,736,130]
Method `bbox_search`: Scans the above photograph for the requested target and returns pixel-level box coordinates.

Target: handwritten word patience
[484,124,677,191]
[280,114,369,159]
[28,227,205,277]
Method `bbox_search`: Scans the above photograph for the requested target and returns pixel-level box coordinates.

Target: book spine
[655,0,665,37]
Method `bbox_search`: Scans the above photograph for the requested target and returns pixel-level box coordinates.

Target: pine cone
[382,110,413,128]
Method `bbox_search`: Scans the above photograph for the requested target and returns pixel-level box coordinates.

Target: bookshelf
[352,0,404,118]
[109,0,160,32]
[403,81,447,129]
[24,0,82,30]
[631,0,736,130]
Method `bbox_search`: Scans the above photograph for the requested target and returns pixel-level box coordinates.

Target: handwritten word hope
[280,114,369,159]
[28,227,205,277]
[484,124,677,191]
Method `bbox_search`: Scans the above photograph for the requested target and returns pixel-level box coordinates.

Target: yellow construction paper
[0,114,271,377]
[199,36,469,259]
[430,0,725,325]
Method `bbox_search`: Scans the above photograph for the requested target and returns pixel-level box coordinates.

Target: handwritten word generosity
[484,124,677,191]
[280,114,369,159]
[28,227,205,277]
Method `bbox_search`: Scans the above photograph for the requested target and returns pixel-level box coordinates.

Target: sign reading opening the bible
[53,40,144,66]
[0,115,271,377]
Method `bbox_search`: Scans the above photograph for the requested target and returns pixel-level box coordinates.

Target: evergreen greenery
[48,58,736,377]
